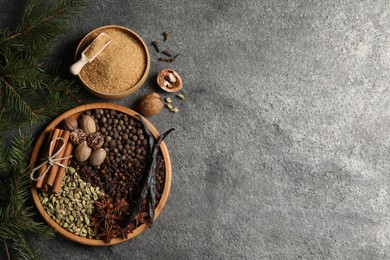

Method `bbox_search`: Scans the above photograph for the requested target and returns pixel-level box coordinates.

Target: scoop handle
[70,56,89,75]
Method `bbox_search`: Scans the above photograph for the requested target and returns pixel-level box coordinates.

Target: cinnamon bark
[35,128,61,189]
[52,141,73,193]
[45,130,70,188]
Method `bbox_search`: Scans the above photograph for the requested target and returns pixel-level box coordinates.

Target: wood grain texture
[29,103,172,246]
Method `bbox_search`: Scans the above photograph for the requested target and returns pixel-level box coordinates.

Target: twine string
[30,137,72,181]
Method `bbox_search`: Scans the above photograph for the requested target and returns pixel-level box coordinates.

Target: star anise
[97,223,117,243]
[88,215,102,234]
[95,205,123,227]
[116,224,134,239]
[113,198,129,215]
[134,212,149,227]
[94,196,113,210]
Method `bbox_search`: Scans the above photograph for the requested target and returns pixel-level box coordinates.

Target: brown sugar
[83,33,111,60]
[79,28,147,95]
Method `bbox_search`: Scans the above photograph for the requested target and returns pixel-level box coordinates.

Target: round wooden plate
[30,103,171,246]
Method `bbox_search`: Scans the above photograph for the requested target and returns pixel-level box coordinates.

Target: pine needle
[0,0,88,131]
[0,1,88,258]
[12,234,44,260]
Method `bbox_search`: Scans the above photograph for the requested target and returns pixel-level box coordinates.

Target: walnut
[157,69,182,92]
[69,128,86,145]
[87,131,104,149]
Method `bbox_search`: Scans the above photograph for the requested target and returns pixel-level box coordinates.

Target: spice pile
[35,108,172,243]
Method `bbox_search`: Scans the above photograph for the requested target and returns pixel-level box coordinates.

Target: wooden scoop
[70,32,112,75]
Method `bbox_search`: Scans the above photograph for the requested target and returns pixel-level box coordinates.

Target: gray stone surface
[2,0,390,259]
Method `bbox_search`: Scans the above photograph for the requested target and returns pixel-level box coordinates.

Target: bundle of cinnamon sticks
[34,128,73,193]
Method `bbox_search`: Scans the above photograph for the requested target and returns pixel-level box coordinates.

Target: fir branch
[0,76,39,121]
[12,234,44,260]
[0,0,88,131]
[0,1,88,258]
[3,240,10,260]
[1,0,87,44]
[0,133,54,257]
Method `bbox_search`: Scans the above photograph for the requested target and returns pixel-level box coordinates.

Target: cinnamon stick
[42,129,64,191]
[52,141,73,193]
[45,130,70,188]
[35,128,61,189]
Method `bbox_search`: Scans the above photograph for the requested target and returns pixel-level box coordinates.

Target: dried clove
[158,57,171,62]
[162,50,173,57]
[171,54,179,62]
[152,41,160,53]
[163,31,169,41]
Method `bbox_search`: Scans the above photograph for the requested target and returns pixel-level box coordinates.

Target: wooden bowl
[30,103,171,246]
[75,25,150,99]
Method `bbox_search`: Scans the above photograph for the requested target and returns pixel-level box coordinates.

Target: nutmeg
[88,148,106,167]
[74,141,92,162]
[69,128,86,145]
[79,115,96,135]
[87,132,104,149]
[63,117,78,131]
[138,92,163,116]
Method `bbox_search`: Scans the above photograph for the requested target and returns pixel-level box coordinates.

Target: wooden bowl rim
[30,103,171,246]
[75,25,150,99]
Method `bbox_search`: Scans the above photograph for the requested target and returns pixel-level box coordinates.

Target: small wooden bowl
[30,103,171,246]
[75,25,150,99]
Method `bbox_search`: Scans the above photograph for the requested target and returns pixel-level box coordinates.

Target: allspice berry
[138,92,163,116]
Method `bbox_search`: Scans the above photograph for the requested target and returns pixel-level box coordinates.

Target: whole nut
[79,115,96,135]
[88,148,106,167]
[138,92,163,116]
[63,118,78,131]
[74,142,92,162]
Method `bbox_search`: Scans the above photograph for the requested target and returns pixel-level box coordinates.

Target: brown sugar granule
[79,28,147,94]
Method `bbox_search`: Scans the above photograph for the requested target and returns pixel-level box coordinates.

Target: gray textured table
[2,0,390,259]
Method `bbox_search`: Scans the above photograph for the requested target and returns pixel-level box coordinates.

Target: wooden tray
[30,103,171,246]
